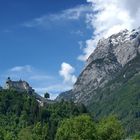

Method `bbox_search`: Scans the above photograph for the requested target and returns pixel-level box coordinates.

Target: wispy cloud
[22,4,92,29]
[4,65,52,82]
[1,65,52,86]
[1,64,75,99]
[3,29,13,33]
[29,75,53,81]
[10,65,32,73]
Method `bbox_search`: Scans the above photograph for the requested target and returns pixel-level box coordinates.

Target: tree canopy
[55,115,97,140]
[0,90,131,140]
[44,92,50,99]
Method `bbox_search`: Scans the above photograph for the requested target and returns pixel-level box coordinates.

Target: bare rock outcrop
[57,28,140,105]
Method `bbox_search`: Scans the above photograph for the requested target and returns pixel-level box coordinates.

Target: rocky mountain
[56,27,140,134]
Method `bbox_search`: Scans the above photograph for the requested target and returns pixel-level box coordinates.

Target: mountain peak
[87,27,140,67]
[57,27,140,103]
[56,27,140,133]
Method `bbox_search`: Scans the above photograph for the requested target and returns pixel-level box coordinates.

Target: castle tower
[5,77,12,89]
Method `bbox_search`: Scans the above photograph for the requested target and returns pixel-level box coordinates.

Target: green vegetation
[55,115,97,140]
[44,92,50,99]
[132,133,140,140]
[97,116,125,140]
[88,55,140,135]
[0,89,128,139]
[55,115,125,140]
[0,90,88,140]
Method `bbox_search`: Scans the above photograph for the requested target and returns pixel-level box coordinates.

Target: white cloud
[10,65,32,73]
[8,65,53,82]
[79,0,140,61]
[59,62,77,84]
[1,65,53,87]
[1,65,75,99]
[34,62,77,99]
[23,5,92,28]
[78,39,96,61]
[29,75,53,81]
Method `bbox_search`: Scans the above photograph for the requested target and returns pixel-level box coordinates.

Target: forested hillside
[0,90,87,140]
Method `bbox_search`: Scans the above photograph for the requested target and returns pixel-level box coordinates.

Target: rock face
[57,28,140,105]
[5,77,34,93]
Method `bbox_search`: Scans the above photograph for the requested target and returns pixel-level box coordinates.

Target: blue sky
[0,0,93,98]
[1,0,136,99]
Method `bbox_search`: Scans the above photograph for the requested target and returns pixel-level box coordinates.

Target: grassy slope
[88,55,140,134]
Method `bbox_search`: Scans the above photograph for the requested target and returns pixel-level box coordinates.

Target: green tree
[44,92,50,99]
[97,116,125,140]
[133,133,140,140]
[55,115,97,140]
[18,127,33,140]
[0,128,4,140]
[0,91,89,139]
[32,122,49,140]
[4,132,15,140]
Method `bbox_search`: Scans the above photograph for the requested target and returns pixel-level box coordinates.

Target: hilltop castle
[1,77,55,106]
[5,77,34,93]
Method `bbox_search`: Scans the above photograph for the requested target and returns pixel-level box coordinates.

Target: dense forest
[0,90,139,140]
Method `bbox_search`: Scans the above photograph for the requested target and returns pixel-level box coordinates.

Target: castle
[5,77,34,93]
[1,77,55,106]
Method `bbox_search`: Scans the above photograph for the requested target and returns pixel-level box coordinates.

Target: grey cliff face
[57,28,140,104]
[87,29,140,66]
